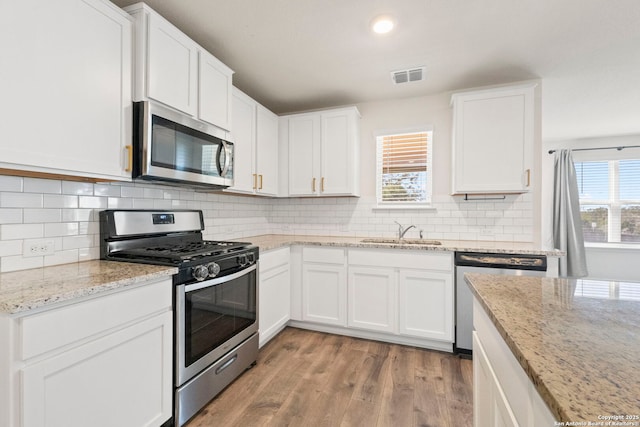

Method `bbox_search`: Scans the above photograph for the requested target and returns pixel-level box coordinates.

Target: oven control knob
[237,254,248,266]
[207,262,220,277]
[192,265,209,281]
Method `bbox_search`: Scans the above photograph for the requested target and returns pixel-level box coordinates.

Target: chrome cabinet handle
[312,177,316,192]
[259,174,263,190]
[253,173,257,190]
[526,169,531,187]
[321,177,325,192]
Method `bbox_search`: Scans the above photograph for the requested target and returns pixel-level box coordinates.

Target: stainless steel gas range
[100,209,258,426]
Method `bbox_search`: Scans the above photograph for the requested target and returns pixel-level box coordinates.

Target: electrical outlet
[23,239,55,257]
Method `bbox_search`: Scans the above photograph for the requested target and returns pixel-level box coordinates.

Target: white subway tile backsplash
[94,184,121,197]
[0,208,23,224]
[132,198,154,209]
[62,181,94,195]
[44,194,78,208]
[79,196,107,209]
[121,186,145,198]
[45,222,79,237]
[62,235,94,250]
[0,240,23,256]
[1,192,43,208]
[0,176,23,192]
[24,178,62,194]
[44,249,79,267]
[24,208,62,224]
[1,223,44,240]
[1,254,43,272]
[0,176,536,272]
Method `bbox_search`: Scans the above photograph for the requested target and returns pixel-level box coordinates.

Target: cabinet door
[22,312,173,427]
[227,88,257,194]
[451,85,534,194]
[259,263,290,347]
[473,332,520,427]
[348,266,396,333]
[1,0,132,180]
[256,104,279,196]
[289,114,320,196]
[302,263,346,326]
[320,109,357,196]
[147,12,198,116]
[199,49,233,130]
[473,332,494,427]
[398,270,453,341]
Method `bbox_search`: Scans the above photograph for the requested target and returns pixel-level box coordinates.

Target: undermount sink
[360,238,442,246]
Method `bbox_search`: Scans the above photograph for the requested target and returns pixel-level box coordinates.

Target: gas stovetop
[99,210,259,283]
[111,240,251,264]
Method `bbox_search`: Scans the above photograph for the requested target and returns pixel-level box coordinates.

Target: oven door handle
[184,264,257,293]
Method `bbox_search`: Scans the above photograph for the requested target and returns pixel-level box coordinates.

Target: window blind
[376,131,431,204]
[575,159,640,243]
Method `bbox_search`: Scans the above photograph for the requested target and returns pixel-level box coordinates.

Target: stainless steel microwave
[132,101,234,189]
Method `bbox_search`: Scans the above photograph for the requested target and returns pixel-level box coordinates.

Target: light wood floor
[186,327,473,427]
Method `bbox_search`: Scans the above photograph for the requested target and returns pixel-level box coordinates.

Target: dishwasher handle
[454,251,547,271]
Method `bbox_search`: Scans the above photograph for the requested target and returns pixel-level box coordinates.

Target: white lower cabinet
[473,298,556,427]
[1,278,173,427]
[348,266,396,333]
[291,246,454,351]
[473,332,519,427]
[301,247,347,326]
[398,270,453,341]
[259,248,291,347]
[22,312,172,427]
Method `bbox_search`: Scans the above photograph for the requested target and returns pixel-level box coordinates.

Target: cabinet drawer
[260,247,290,272]
[20,279,172,360]
[303,247,345,264]
[349,249,452,271]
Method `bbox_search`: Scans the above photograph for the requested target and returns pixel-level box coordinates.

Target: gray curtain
[553,149,588,277]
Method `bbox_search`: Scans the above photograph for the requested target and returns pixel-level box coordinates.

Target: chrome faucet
[394,221,416,240]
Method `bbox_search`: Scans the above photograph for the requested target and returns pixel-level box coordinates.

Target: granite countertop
[466,273,640,423]
[243,234,563,256]
[0,260,177,315]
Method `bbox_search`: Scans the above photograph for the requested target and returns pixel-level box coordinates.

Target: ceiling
[110,0,640,142]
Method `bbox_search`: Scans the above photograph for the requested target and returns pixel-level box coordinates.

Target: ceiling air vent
[391,67,426,85]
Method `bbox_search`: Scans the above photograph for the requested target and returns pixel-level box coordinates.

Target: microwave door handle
[217,140,231,177]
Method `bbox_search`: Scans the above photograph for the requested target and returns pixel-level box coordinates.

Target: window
[376,128,433,207]
[575,158,640,243]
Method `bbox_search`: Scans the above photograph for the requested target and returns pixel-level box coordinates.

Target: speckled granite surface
[243,234,563,256]
[0,260,177,315]
[466,273,640,423]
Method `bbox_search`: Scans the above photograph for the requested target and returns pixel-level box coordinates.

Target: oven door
[176,263,257,386]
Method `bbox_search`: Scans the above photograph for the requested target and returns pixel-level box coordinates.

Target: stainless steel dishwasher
[454,251,547,356]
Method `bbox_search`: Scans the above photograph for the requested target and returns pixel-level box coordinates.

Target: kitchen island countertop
[0,260,177,315]
[466,273,640,423]
[241,234,563,256]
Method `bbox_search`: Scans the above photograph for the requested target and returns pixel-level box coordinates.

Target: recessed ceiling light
[371,15,395,34]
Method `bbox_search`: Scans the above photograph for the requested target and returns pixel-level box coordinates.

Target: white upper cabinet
[226,87,278,196]
[1,0,133,181]
[283,107,361,197]
[126,3,233,132]
[199,50,233,130]
[451,83,536,195]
